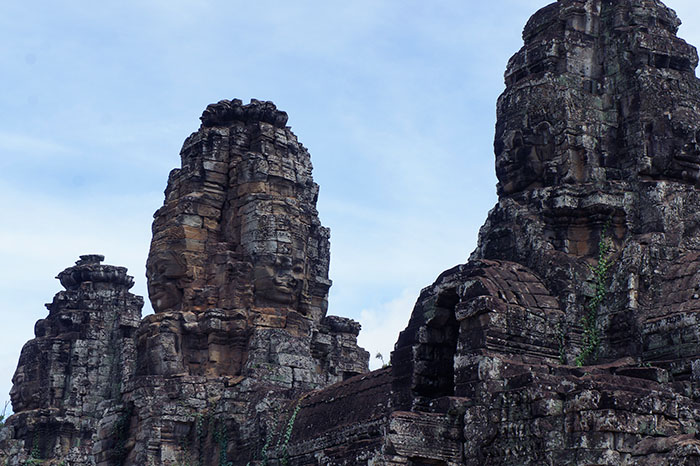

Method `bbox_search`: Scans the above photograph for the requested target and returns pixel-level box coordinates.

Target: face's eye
[673,123,690,139]
[277,256,292,267]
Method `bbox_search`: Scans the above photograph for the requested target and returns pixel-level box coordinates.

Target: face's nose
[9,378,19,401]
[278,268,296,283]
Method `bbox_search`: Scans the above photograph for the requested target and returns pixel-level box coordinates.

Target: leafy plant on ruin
[556,321,568,365]
[194,412,208,466]
[259,407,278,466]
[213,419,232,466]
[278,402,301,466]
[375,352,391,368]
[31,436,40,460]
[21,436,42,466]
[575,223,614,367]
[257,398,304,466]
[180,400,232,466]
[177,432,193,466]
[112,403,133,465]
[0,401,8,428]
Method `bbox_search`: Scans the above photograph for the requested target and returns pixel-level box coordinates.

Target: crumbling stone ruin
[4,0,700,464]
[2,255,142,463]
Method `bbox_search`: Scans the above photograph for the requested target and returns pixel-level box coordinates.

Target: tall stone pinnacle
[495,0,700,196]
[147,98,329,319]
[138,98,366,383]
[5,255,142,462]
[470,0,700,367]
[124,99,368,464]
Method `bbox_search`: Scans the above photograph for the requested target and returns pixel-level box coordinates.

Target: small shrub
[575,224,614,366]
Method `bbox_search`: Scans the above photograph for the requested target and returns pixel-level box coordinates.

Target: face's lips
[273,283,294,293]
[674,152,700,177]
[676,152,700,165]
[677,161,700,171]
[149,287,166,300]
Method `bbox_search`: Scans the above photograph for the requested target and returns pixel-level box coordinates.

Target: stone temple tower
[122,99,368,464]
[137,98,367,385]
[4,255,142,463]
[7,1,700,465]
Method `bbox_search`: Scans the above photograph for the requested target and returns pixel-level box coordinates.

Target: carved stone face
[10,365,38,412]
[644,109,700,184]
[669,115,700,183]
[495,122,553,194]
[253,255,305,305]
[9,368,22,410]
[146,251,187,313]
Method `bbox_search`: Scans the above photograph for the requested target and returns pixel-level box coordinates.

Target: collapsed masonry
[4,0,700,464]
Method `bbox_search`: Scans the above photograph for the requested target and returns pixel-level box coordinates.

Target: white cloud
[0,131,69,156]
[357,288,419,370]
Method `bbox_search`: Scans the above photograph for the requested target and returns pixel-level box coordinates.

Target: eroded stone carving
[264,1,700,465]
[495,121,555,194]
[138,99,352,383]
[0,100,368,465]
[146,250,187,313]
[642,107,700,184]
[253,254,305,306]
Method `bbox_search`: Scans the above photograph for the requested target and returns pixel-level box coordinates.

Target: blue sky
[1,0,699,408]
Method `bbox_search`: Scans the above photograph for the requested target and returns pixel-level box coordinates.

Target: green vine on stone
[112,403,133,465]
[259,411,277,466]
[213,419,232,466]
[556,321,567,364]
[279,403,301,466]
[195,412,205,466]
[575,223,614,366]
[22,435,42,466]
[31,436,40,460]
[257,398,305,466]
